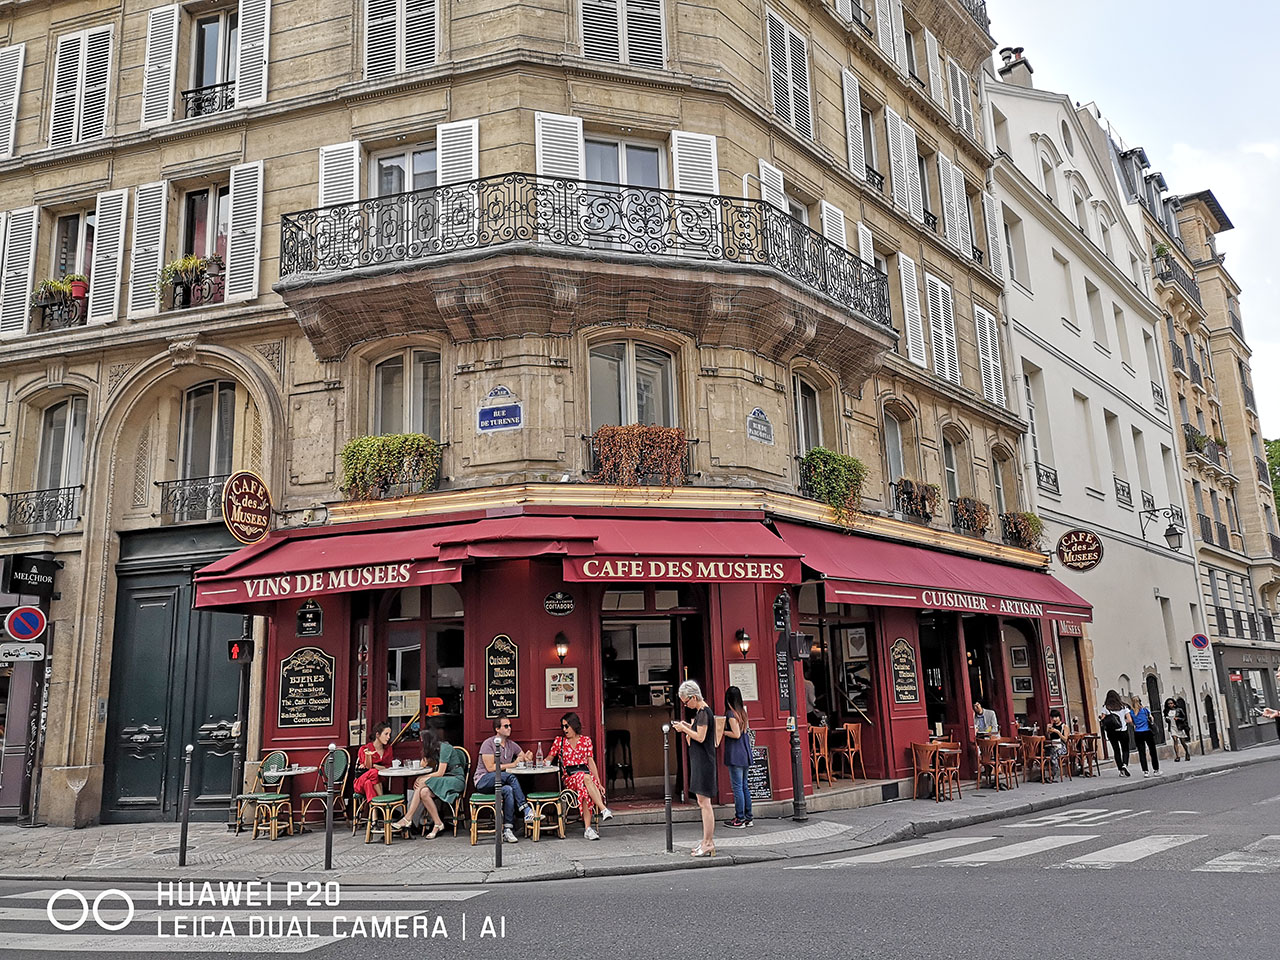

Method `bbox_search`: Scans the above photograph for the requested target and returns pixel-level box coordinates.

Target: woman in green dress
[394,728,466,838]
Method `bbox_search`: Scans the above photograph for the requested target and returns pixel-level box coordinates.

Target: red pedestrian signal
[227,639,255,662]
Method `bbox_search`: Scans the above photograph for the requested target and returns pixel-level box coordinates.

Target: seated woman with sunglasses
[546,712,613,840]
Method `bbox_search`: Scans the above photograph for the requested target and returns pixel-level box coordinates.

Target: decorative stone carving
[107,361,138,394]
[253,340,285,382]
[168,335,200,366]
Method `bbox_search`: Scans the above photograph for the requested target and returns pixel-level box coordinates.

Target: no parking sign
[5,605,47,641]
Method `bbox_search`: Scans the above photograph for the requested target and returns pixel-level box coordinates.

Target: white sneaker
[584,826,600,840]
[601,807,614,821]
[1143,771,1150,778]
[503,827,519,844]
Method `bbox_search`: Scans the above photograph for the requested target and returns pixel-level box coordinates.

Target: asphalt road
[4,758,1278,960]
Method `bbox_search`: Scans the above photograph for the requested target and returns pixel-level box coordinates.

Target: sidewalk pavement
[3,743,1277,887]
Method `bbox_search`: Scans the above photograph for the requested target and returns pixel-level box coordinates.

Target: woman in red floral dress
[352,719,395,802]
[546,712,613,839]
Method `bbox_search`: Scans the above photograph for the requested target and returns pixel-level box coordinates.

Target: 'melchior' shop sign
[485,635,519,718]
[278,647,336,727]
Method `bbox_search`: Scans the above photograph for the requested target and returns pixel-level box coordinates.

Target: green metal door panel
[185,596,244,817]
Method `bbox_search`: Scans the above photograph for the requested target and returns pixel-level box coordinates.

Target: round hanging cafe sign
[222,470,273,544]
[1056,528,1103,572]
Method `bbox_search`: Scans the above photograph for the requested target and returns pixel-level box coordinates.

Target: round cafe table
[510,765,563,840]
[266,766,317,834]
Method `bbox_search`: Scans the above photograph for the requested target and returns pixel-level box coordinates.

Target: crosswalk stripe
[1056,835,1205,869]
[1195,835,1280,874]
[3,889,486,903]
[938,834,1099,866]
[0,932,339,954]
[787,836,995,869]
[2,908,445,923]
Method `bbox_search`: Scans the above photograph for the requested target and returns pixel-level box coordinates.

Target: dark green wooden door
[102,572,241,822]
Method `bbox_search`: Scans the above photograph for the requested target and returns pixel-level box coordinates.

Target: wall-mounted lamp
[554,632,569,664]
[1139,506,1185,551]
[735,628,751,658]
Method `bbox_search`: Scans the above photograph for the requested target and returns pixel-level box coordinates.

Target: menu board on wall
[278,647,336,727]
[485,634,519,718]
[1044,642,1062,699]
[890,638,920,704]
[747,745,772,800]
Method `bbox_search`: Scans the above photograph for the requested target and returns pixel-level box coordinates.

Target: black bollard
[178,744,194,867]
[662,723,673,853]
[324,743,336,872]
[494,783,503,869]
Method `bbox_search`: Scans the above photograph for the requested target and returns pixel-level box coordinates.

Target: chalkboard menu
[1044,642,1062,698]
[775,635,793,712]
[747,745,772,800]
[485,634,519,718]
[278,646,336,727]
[890,638,919,704]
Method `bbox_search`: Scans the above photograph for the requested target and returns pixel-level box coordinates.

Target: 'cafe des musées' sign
[222,471,273,545]
[1056,529,1104,572]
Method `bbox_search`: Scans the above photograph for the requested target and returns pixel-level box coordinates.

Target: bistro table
[271,765,318,830]
[511,764,565,839]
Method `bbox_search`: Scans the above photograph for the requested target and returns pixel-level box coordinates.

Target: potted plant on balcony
[1002,511,1044,550]
[158,254,220,307]
[591,423,688,491]
[800,446,867,527]
[896,478,940,521]
[64,273,88,300]
[1189,430,1208,454]
[339,433,442,501]
[29,277,72,309]
[954,496,991,536]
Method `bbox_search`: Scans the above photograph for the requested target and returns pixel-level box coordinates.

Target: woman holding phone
[353,719,395,801]
[672,680,717,857]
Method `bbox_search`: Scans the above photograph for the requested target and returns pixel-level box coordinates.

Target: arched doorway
[1146,675,1163,741]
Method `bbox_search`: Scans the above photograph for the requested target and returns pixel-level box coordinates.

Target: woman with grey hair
[672,679,717,857]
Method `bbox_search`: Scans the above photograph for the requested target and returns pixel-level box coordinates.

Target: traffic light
[773,593,789,631]
[228,638,255,662]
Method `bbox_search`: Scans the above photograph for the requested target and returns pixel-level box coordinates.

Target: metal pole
[779,591,808,822]
[493,738,503,869]
[324,743,336,871]
[662,723,673,853]
[178,744,194,867]
[20,628,52,829]
[227,659,249,831]
[1185,642,1207,757]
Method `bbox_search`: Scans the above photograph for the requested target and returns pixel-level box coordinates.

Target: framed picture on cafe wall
[1012,676,1034,694]
[546,667,578,708]
[1010,646,1029,668]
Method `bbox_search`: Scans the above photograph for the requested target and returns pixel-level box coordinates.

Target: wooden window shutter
[87,188,128,323]
[235,0,272,107]
[128,182,168,317]
[952,163,971,249]
[0,44,25,159]
[856,221,874,266]
[948,59,974,135]
[757,158,785,210]
[403,0,439,72]
[874,0,894,60]
[888,0,907,73]
[141,6,179,127]
[318,142,361,206]
[885,107,908,212]
[975,304,1005,406]
[898,254,926,367]
[937,154,958,249]
[841,70,866,181]
[534,112,584,179]
[49,34,82,148]
[902,121,923,223]
[0,207,38,336]
[582,0,621,62]
[982,192,1003,277]
[925,272,958,383]
[79,28,112,142]
[225,161,264,302]
[941,283,959,383]
[924,29,944,104]
[766,10,792,129]
[835,0,853,23]
[819,201,847,249]
[365,0,399,80]
[437,119,478,184]
[625,0,665,69]
[671,130,718,194]
[787,27,812,138]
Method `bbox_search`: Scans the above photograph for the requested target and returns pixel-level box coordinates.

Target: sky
[985,1,1280,435]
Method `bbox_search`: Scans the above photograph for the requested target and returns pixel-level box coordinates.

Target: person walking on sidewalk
[1130,695,1160,778]
[1164,697,1192,761]
[672,680,717,857]
[722,686,753,829]
[1100,690,1134,777]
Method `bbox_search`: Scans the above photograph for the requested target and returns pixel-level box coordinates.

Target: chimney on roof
[998,46,1034,89]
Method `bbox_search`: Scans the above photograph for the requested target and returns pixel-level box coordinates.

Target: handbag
[1100,711,1122,734]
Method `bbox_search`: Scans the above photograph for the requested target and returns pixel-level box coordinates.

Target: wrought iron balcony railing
[924,210,939,233]
[1266,617,1276,642]
[156,474,229,524]
[2,485,82,534]
[583,433,698,486]
[1244,383,1256,412]
[1169,341,1185,372]
[1197,512,1214,545]
[36,297,87,331]
[1271,533,1280,562]
[1035,461,1059,495]
[971,245,984,266]
[891,480,936,523]
[865,166,886,193]
[956,0,991,33]
[1215,605,1229,635]
[182,80,236,119]
[1189,358,1203,387]
[1141,490,1156,512]
[1257,456,1270,486]
[949,497,990,537]
[1151,380,1166,408]
[1215,520,1230,548]
[999,513,1040,550]
[1154,255,1202,307]
[1229,310,1244,339]
[1113,476,1132,507]
[166,273,225,311]
[279,173,893,329]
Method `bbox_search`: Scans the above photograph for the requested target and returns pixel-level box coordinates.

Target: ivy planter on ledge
[1000,511,1044,550]
[799,447,867,527]
[892,478,940,523]
[587,424,691,490]
[951,496,992,537]
[339,434,443,501]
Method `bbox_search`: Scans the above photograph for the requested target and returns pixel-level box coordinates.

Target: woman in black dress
[673,679,717,857]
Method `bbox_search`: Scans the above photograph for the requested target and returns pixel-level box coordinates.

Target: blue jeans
[728,765,752,821]
[474,771,528,826]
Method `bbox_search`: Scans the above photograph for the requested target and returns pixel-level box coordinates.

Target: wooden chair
[995,738,1020,790]
[365,793,408,844]
[835,723,867,781]
[1020,735,1049,784]
[1048,736,1071,781]
[526,762,568,841]
[935,741,963,801]
[1075,734,1101,777]
[469,789,499,845]
[975,737,998,789]
[911,742,941,800]
[297,747,350,830]
[235,750,288,835]
[809,725,833,788]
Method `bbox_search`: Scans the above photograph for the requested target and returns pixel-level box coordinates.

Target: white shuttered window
[319,142,362,207]
[897,253,927,367]
[947,58,975,136]
[225,161,263,302]
[924,272,960,384]
[128,182,168,317]
[535,113,585,179]
[757,159,785,210]
[582,0,665,69]
[0,44,25,159]
[884,107,909,213]
[856,221,874,267]
[923,29,944,104]
[819,201,847,248]
[981,192,1003,277]
[670,131,718,194]
[841,70,866,181]
[141,6,179,127]
[902,121,924,223]
[0,207,38,336]
[765,10,812,139]
[87,189,127,323]
[49,27,113,148]
[365,0,437,80]
[235,0,272,106]
[974,304,1006,406]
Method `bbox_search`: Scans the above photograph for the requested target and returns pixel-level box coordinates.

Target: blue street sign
[5,605,47,641]
[1191,633,1210,650]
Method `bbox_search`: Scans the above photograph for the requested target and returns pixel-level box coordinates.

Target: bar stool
[605,730,634,793]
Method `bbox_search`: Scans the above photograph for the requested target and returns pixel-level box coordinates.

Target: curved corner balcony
[276,173,895,386]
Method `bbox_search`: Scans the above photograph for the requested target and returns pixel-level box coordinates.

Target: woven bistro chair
[365,791,408,845]
[235,750,288,835]
[835,723,867,781]
[809,725,834,788]
[1076,734,1101,778]
[911,742,941,800]
[297,747,350,831]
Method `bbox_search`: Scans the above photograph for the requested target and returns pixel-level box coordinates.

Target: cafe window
[53,209,95,281]
[589,341,675,430]
[384,583,465,748]
[373,348,442,440]
[795,375,822,455]
[180,380,235,481]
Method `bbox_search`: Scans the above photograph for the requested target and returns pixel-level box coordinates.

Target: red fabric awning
[774,521,1092,621]
[431,517,599,562]
[562,519,802,583]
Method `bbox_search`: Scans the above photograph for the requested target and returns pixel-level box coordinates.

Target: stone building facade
[0,0,1098,828]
